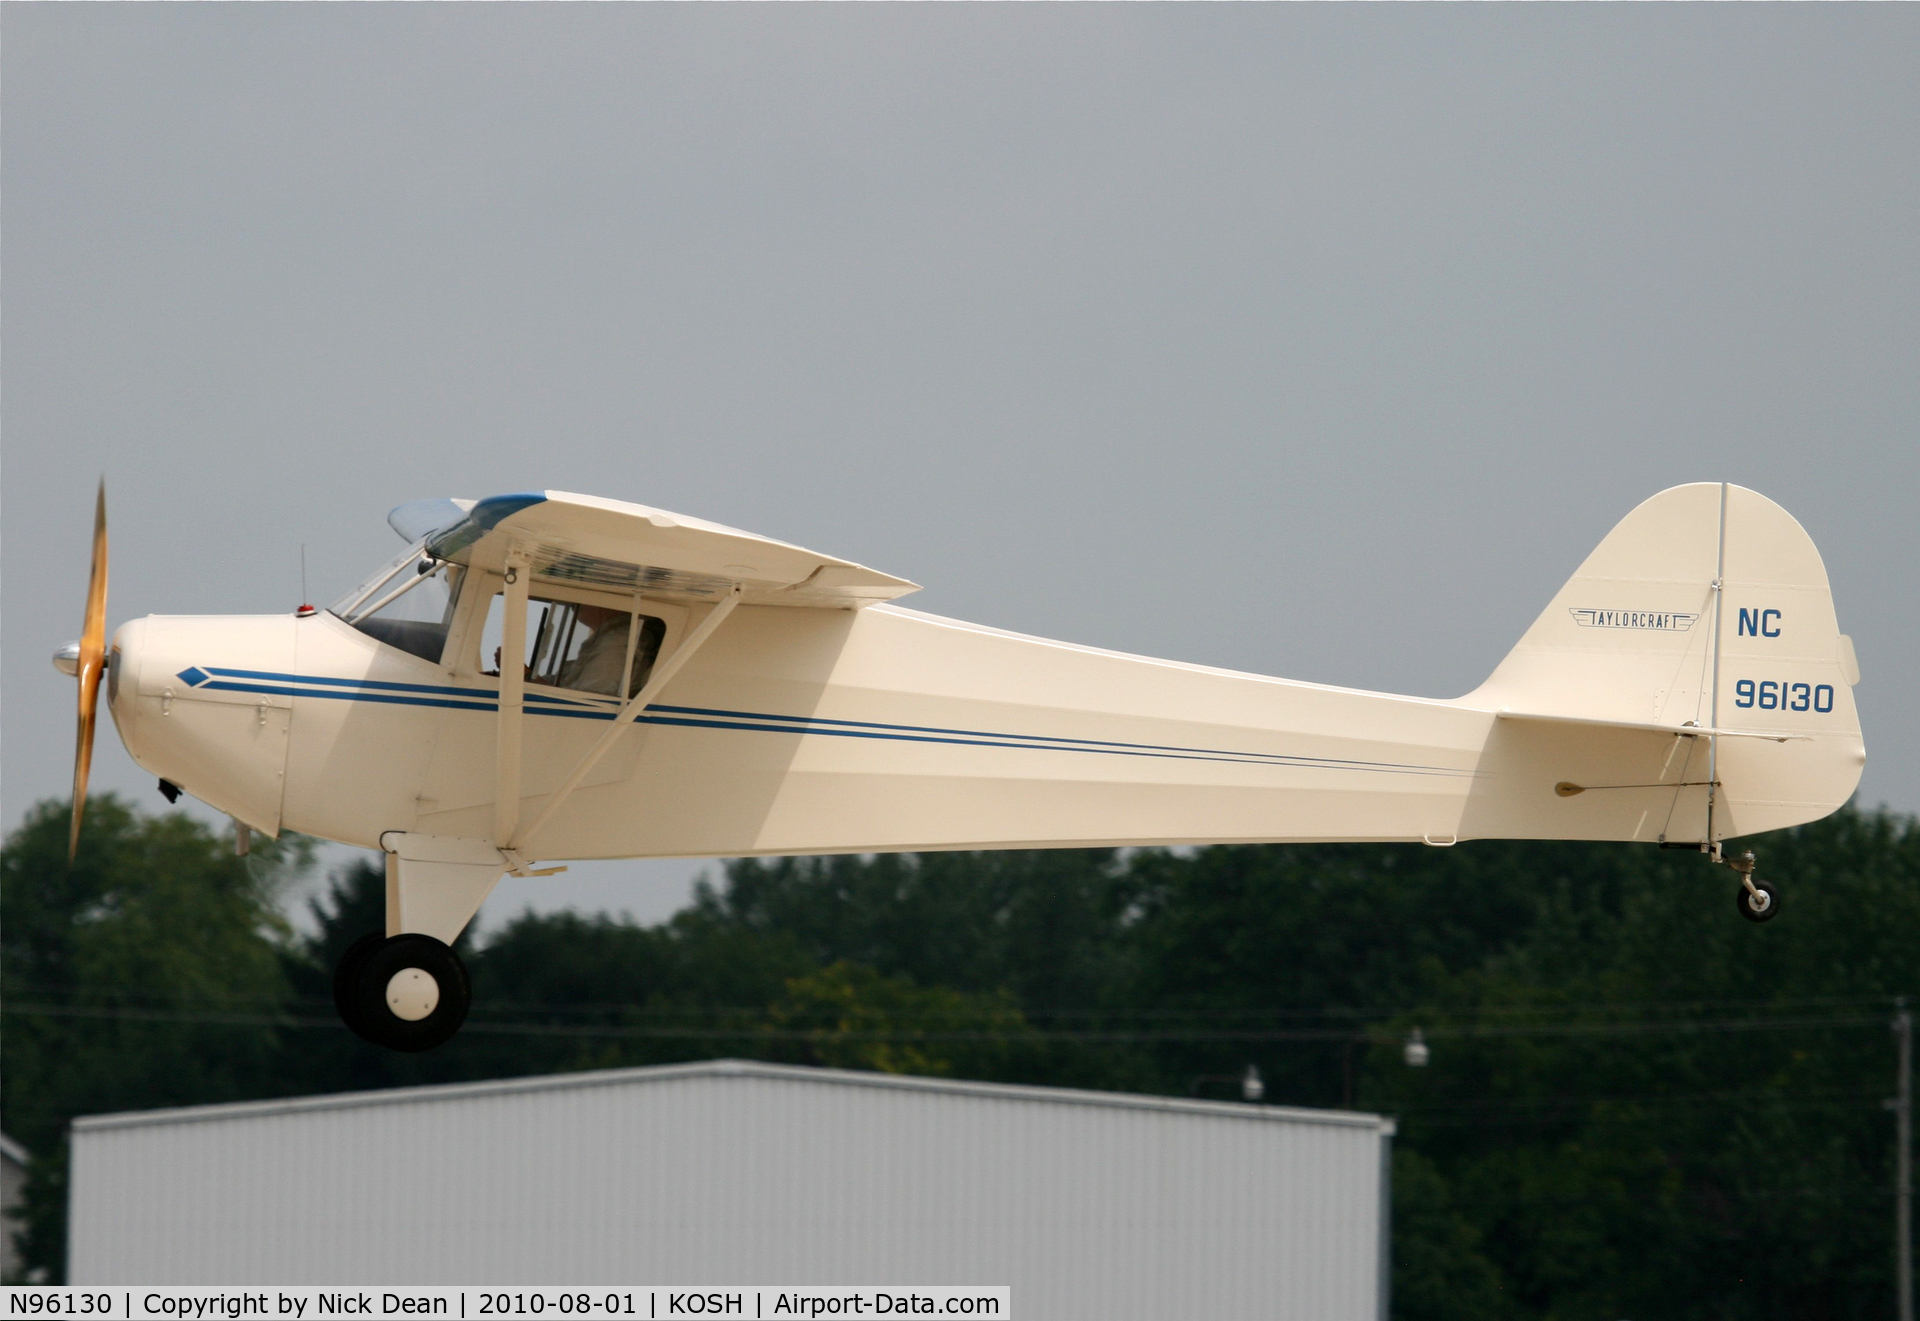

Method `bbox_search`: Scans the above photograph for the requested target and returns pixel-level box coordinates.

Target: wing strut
[511,584,743,855]
[494,545,531,847]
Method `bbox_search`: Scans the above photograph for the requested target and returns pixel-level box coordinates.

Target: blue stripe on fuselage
[181,666,1470,777]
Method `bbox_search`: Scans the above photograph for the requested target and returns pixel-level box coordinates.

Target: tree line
[3,793,1915,1317]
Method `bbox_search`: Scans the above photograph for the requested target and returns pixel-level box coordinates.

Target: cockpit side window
[329,546,465,664]
[481,593,668,699]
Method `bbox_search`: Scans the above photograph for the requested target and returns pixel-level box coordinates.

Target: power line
[0,1001,1897,1043]
[7,980,1910,1021]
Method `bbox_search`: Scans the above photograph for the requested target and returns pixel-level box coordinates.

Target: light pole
[1185,1065,1265,1103]
[1892,999,1913,1321]
[1241,1064,1265,1104]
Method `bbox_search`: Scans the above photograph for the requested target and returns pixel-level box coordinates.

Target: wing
[414,490,920,608]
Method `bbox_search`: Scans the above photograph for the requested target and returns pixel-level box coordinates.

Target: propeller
[69,480,109,862]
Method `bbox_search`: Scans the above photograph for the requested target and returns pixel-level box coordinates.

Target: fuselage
[106,586,1861,862]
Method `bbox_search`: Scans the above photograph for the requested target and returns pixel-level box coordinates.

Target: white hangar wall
[71,1059,1392,1320]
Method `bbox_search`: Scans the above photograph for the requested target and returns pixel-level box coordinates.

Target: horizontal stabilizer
[1494,710,1808,743]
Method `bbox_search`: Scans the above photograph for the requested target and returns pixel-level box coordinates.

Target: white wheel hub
[385,967,440,1021]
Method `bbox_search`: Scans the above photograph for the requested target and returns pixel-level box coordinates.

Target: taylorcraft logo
[1569,609,1700,631]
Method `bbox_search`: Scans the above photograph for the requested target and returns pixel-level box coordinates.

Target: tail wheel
[1735,878,1781,923]
[336,933,471,1052]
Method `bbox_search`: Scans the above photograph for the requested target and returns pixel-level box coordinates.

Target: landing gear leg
[334,832,508,1051]
[1718,848,1781,923]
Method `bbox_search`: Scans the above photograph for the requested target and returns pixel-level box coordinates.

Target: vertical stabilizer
[1464,483,1863,838]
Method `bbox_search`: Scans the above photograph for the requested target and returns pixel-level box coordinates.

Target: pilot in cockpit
[556,604,629,695]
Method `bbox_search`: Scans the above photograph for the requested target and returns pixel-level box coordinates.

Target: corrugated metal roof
[72,1056,1394,1135]
[72,1058,1391,1314]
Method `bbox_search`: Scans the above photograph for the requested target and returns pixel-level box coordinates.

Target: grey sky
[5,5,1916,926]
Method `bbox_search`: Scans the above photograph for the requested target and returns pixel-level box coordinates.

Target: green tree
[1362,809,1920,1319]
[709,850,1147,1088]
[1119,838,1559,1110]
[710,849,1141,1010]
[766,960,1035,1077]
[1389,1149,1514,1321]
[0,796,310,1280]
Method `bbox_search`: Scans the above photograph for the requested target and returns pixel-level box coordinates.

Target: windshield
[329,544,465,664]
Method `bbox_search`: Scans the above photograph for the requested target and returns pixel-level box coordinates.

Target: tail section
[1463,484,1864,840]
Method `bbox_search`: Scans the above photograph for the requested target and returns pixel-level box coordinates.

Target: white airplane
[56,482,1864,1051]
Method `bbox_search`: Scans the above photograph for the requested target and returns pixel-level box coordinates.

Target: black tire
[1735,878,1781,923]
[343,933,472,1052]
[332,932,385,1037]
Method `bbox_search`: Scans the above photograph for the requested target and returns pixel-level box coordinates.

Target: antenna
[297,543,317,617]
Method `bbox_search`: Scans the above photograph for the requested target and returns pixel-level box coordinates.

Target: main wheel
[1735,878,1781,923]
[340,933,472,1052]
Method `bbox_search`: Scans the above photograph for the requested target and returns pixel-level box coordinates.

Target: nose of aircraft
[106,613,297,836]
